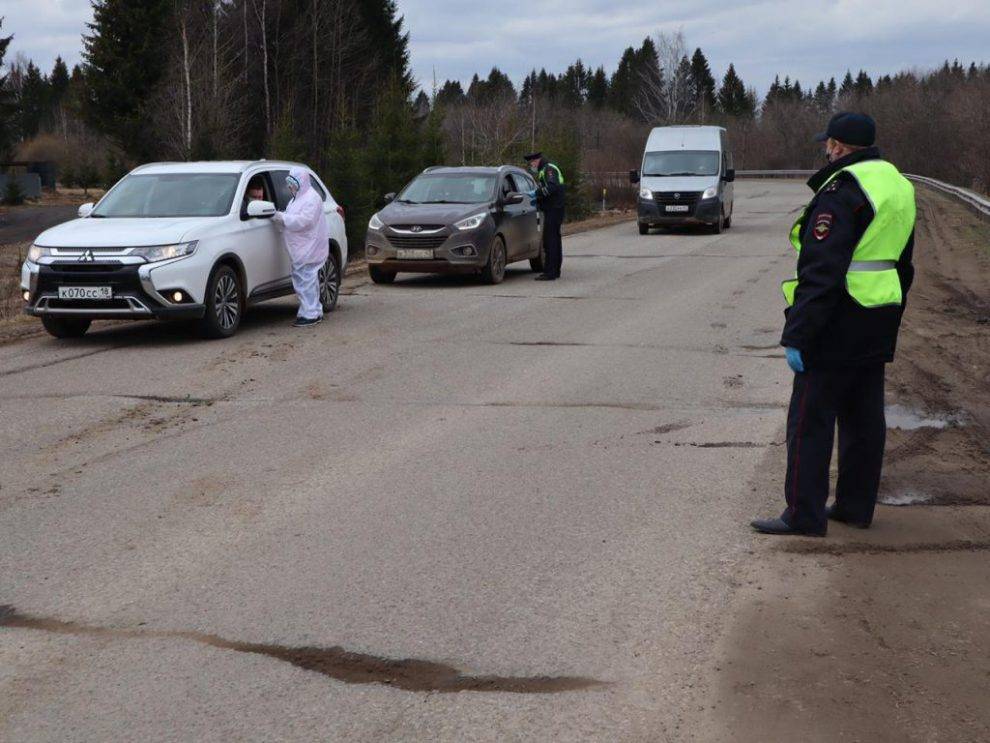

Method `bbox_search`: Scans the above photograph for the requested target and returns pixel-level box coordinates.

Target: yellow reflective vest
[782,159,916,308]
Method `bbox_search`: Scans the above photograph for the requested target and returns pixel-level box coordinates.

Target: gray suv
[365,166,545,284]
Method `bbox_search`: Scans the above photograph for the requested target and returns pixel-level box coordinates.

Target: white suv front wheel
[200,263,243,339]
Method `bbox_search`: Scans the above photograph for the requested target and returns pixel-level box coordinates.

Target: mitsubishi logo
[411,226,423,233]
[80,250,96,262]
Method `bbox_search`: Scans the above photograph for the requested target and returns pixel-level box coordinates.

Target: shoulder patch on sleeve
[813,212,834,240]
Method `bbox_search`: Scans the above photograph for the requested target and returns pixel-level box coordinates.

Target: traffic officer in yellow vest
[524,152,566,280]
[752,112,916,537]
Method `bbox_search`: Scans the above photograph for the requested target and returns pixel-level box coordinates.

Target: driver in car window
[240,176,266,217]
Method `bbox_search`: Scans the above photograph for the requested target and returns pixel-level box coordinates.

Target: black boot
[750,517,826,537]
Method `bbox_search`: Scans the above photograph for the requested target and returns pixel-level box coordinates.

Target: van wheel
[710,209,724,235]
[482,236,507,284]
[319,250,341,313]
[529,242,546,273]
[199,263,242,339]
[638,223,650,235]
[41,316,91,339]
[369,266,396,284]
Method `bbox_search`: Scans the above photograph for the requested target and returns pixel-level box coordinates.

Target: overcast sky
[4,0,989,96]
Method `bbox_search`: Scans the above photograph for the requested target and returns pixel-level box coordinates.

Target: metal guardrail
[737,170,990,220]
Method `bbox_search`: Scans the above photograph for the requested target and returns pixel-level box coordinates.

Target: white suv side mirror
[246,200,276,218]
[78,203,95,218]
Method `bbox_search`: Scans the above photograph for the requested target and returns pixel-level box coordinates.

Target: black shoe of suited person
[292,316,323,328]
[534,274,557,281]
[826,504,871,529]
[750,517,826,537]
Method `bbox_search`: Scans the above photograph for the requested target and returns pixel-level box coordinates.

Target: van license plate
[665,205,690,213]
[58,286,112,300]
[396,249,433,260]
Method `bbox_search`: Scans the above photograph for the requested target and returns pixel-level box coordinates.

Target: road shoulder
[698,187,990,741]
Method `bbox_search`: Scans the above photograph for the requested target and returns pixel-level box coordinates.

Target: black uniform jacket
[781,147,915,369]
[536,161,566,212]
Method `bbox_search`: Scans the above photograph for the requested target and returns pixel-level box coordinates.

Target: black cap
[523,152,543,162]
[814,112,876,146]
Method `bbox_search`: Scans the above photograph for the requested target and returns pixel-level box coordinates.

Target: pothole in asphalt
[886,404,961,430]
[0,606,602,694]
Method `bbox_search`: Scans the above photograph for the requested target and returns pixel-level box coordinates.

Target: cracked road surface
[2,181,805,741]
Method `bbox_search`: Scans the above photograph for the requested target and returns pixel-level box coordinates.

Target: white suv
[20,160,348,339]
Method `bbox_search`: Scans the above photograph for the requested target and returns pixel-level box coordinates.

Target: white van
[630,126,735,234]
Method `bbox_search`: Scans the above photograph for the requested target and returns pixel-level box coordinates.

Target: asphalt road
[0,180,805,741]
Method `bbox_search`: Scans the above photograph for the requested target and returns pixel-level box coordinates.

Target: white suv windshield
[643,151,720,177]
[93,173,240,218]
[397,174,496,204]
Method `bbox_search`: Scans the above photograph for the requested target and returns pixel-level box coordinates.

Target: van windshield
[397,174,496,204]
[92,173,240,218]
[642,151,720,177]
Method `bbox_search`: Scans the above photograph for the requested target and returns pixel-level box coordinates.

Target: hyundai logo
[411,226,423,233]
[80,250,96,262]
[674,193,680,199]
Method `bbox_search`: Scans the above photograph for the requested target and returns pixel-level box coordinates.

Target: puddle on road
[879,491,933,506]
[886,404,960,430]
[0,605,602,695]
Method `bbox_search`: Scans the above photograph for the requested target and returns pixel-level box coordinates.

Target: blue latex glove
[527,189,538,207]
[785,347,805,373]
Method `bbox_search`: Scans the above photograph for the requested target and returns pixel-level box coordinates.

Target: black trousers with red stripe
[782,365,886,533]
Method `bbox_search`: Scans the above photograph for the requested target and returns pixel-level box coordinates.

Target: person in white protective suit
[272,167,329,328]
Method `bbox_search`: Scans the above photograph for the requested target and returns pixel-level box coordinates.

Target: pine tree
[764,75,782,109]
[50,57,69,98]
[813,80,832,112]
[560,60,587,107]
[586,66,609,108]
[82,0,171,160]
[356,0,413,93]
[608,47,635,115]
[18,62,50,140]
[0,19,16,158]
[839,70,855,97]
[716,63,753,117]
[413,90,431,118]
[436,80,465,107]
[467,68,515,104]
[853,70,873,97]
[634,37,664,121]
[688,48,717,120]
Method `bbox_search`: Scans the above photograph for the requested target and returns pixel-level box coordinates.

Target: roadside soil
[700,187,990,742]
[563,208,635,235]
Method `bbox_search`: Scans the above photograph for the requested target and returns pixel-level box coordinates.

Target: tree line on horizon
[1,9,988,227]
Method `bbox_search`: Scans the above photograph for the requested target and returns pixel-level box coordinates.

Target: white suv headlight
[454,212,487,231]
[27,245,52,262]
[368,213,384,230]
[702,186,718,200]
[639,187,653,200]
[132,241,198,263]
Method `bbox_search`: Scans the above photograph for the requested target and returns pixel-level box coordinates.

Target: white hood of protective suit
[280,166,329,266]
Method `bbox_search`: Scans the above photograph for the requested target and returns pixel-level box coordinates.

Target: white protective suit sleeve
[278,166,330,266]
